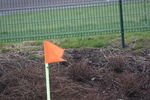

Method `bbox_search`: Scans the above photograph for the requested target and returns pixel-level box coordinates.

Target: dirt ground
[0,48,150,100]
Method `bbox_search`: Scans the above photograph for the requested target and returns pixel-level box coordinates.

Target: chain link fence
[0,0,150,43]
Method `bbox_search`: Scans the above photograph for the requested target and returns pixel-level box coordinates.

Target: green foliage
[0,48,11,53]
[31,41,43,46]
[133,49,142,55]
[28,54,39,59]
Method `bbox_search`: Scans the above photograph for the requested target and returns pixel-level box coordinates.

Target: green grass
[125,32,150,54]
[59,32,150,49]
[59,34,115,48]
[0,48,11,53]
[0,1,150,42]
[1,32,149,53]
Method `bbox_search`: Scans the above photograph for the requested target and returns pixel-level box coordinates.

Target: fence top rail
[0,0,143,11]
[0,0,120,11]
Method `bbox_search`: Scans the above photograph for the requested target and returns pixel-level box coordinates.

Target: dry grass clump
[68,62,98,82]
[106,55,125,73]
[0,66,46,100]
[114,72,149,97]
[82,93,118,100]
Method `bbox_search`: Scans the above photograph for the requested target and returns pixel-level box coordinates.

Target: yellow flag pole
[45,63,51,100]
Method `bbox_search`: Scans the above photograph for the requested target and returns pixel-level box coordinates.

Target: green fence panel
[0,0,150,43]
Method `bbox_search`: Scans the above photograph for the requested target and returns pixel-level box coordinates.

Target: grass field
[0,31,150,52]
[0,0,150,42]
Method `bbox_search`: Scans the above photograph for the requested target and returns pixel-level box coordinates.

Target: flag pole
[45,63,51,100]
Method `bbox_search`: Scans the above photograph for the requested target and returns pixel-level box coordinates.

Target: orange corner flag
[44,41,65,63]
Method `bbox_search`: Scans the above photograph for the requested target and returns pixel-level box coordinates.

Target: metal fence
[0,0,150,44]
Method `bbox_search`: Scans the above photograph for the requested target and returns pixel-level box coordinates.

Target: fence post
[119,0,125,48]
[144,0,147,24]
[0,16,1,39]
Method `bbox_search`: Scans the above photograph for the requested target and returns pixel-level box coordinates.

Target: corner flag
[44,41,66,100]
[44,41,65,63]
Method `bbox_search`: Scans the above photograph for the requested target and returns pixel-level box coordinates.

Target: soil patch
[0,48,150,100]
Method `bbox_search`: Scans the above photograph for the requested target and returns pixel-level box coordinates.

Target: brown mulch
[0,48,150,100]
